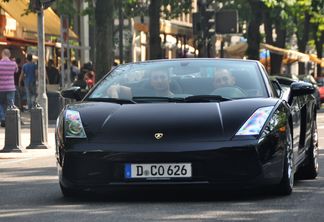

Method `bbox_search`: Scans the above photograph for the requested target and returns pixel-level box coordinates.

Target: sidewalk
[20,110,57,127]
[0,111,56,159]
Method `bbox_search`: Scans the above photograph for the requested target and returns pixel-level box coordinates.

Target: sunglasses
[151,74,168,81]
[215,76,231,82]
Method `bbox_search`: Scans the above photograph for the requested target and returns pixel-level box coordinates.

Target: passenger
[106,68,174,98]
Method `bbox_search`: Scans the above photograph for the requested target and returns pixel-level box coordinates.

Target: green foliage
[124,0,192,20]
[262,0,323,31]
[262,0,295,25]
[53,0,76,17]
[161,0,192,19]
[310,0,324,31]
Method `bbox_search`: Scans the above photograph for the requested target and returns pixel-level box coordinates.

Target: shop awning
[133,16,193,37]
[161,19,193,37]
[224,42,323,66]
[260,43,310,62]
[0,0,78,39]
[224,42,248,58]
[0,36,56,46]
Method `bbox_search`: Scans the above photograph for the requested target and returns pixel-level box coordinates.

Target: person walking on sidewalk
[19,54,37,110]
[14,57,23,110]
[0,49,18,127]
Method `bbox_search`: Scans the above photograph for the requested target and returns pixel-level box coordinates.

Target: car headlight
[64,110,87,138]
[235,106,273,136]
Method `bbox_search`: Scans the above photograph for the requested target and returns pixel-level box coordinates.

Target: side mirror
[60,87,87,101]
[290,81,315,96]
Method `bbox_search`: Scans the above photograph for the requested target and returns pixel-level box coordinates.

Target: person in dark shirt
[19,54,37,110]
[46,59,59,84]
[14,58,23,110]
[71,60,80,82]
[72,72,87,89]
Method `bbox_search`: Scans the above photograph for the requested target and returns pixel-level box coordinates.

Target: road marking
[0,153,54,166]
[0,157,37,165]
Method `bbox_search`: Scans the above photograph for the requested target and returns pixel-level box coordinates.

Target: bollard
[0,105,24,153]
[26,104,48,149]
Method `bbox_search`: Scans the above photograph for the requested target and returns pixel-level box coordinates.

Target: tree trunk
[95,0,114,81]
[316,30,323,76]
[262,6,273,74]
[313,25,323,76]
[270,20,286,75]
[312,0,323,76]
[297,13,311,75]
[149,0,162,60]
[263,7,273,44]
[247,0,263,60]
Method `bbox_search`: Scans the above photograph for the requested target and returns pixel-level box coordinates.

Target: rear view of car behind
[316,77,324,106]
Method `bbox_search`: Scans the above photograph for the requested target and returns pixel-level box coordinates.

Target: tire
[60,183,79,198]
[295,119,319,179]
[276,126,294,195]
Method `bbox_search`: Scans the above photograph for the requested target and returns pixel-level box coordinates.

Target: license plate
[125,163,192,179]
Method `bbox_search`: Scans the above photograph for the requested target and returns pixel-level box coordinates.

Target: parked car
[298,74,321,109]
[316,77,324,103]
[57,59,319,197]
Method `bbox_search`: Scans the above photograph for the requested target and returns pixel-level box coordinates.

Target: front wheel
[60,183,79,198]
[295,119,319,179]
[276,126,294,195]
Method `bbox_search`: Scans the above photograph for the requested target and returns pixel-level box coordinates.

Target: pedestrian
[0,49,18,127]
[14,57,24,110]
[46,59,59,84]
[71,60,80,82]
[72,73,87,89]
[84,71,95,89]
[111,61,119,71]
[19,54,37,110]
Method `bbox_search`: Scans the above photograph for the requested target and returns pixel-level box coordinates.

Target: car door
[291,91,312,165]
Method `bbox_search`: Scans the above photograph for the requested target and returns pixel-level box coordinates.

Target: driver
[211,68,246,98]
[106,68,174,98]
[148,69,174,97]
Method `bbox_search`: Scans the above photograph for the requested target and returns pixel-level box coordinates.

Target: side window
[270,79,282,98]
[259,64,278,97]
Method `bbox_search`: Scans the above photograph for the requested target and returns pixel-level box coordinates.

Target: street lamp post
[37,3,48,143]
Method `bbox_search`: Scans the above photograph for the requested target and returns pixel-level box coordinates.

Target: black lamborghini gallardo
[56,59,319,197]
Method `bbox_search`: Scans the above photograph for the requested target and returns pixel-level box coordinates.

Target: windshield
[87,59,268,103]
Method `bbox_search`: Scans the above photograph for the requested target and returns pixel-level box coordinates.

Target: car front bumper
[57,139,284,192]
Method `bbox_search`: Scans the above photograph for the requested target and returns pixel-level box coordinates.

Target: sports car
[56,59,319,197]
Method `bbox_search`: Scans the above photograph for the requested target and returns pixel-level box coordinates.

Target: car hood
[68,98,278,143]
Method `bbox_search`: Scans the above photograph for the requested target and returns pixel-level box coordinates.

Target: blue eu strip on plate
[125,164,131,178]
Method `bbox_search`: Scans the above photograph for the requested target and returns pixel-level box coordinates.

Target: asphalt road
[0,111,324,222]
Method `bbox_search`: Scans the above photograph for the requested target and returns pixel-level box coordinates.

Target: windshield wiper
[184,95,231,102]
[132,96,185,103]
[132,95,231,103]
[86,97,136,104]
